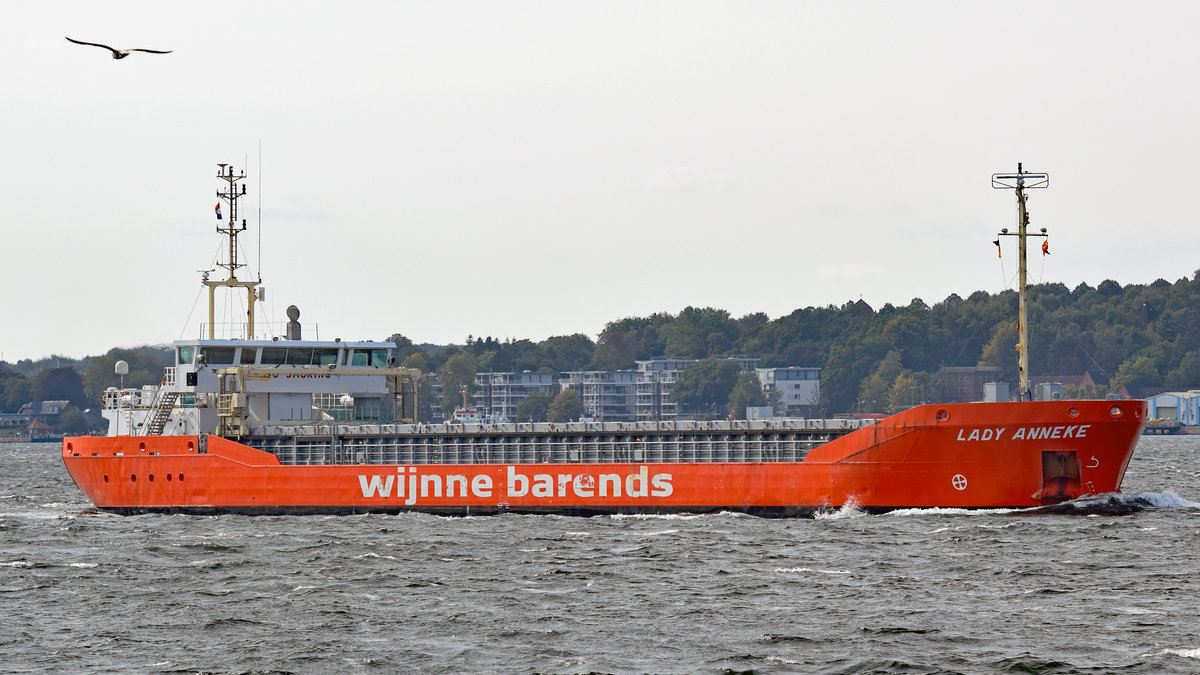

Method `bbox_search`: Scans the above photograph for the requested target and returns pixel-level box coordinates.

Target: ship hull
[62,400,1145,516]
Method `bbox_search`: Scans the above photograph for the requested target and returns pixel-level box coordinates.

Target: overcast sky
[4,2,1197,363]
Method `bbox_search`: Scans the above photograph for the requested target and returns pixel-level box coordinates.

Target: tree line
[5,273,1198,422]
[392,273,1200,417]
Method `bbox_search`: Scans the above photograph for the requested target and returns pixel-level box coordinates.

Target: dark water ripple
[1,437,1198,673]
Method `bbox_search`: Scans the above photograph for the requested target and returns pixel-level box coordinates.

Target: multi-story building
[755,367,820,415]
[462,357,817,422]
[559,370,639,421]
[635,356,761,420]
[635,358,694,420]
[472,371,557,421]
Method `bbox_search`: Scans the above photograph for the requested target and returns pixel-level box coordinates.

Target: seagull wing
[65,36,121,55]
[127,48,173,55]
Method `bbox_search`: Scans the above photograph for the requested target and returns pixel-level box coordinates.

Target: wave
[1020,490,1200,515]
[883,491,1198,518]
[1148,647,1200,659]
[814,498,867,520]
[610,511,737,521]
[773,566,851,575]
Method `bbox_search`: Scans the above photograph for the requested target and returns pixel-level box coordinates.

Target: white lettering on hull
[955,424,1090,442]
[356,466,674,504]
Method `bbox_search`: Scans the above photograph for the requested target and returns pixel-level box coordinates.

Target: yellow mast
[993,163,1049,401]
[205,164,262,339]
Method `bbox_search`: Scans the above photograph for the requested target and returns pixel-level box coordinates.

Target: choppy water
[2,437,1198,674]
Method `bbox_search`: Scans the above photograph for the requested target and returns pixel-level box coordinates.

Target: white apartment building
[755,367,820,415]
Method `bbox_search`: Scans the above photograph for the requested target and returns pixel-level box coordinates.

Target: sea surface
[2,437,1198,675]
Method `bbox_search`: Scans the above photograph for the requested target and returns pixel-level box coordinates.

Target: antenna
[204,164,263,339]
[257,140,262,281]
[993,162,1049,401]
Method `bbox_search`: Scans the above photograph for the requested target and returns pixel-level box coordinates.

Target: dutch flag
[215,203,223,220]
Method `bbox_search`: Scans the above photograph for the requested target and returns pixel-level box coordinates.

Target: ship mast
[205,164,262,339]
[992,163,1049,401]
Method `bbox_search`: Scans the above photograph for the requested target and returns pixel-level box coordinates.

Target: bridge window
[240,348,258,365]
[199,347,236,365]
[285,348,315,365]
[261,348,287,365]
[178,346,195,366]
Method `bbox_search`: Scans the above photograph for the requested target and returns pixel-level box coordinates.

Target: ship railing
[249,420,858,466]
[242,417,875,437]
[101,386,213,411]
[101,385,160,410]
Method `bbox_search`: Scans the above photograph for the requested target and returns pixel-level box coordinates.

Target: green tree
[592,315,671,370]
[548,389,584,422]
[821,334,890,415]
[1166,349,1200,388]
[538,334,596,372]
[1109,355,1160,394]
[671,358,742,417]
[727,372,767,419]
[385,333,424,365]
[401,352,429,373]
[767,385,785,415]
[886,370,922,410]
[439,353,478,413]
[515,391,551,422]
[82,348,170,404]
[32,367,87,409]
[662,307,739,358]
[0,370,32,413]
[415,376,436,423]
[858,350,903,413]
[978,321,1018,384]
[53,408,95,434]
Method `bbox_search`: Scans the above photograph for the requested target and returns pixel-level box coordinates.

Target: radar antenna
[992,163,1049,401]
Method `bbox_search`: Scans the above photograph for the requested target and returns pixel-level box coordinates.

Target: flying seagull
[65,36,172,59]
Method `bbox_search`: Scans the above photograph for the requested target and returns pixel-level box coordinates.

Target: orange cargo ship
[62,164,1147,516]
[64,400,1143,516]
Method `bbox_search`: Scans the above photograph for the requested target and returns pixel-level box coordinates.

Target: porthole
[167,473,173,482]
[1110,406,1123,418]
[1068,407,1079,417]
[149,474,155,482]
[66,442,74,452]
[179,473,185,482]
[103,474,109,483]
[131,474,137,482]
[936,409,950,421]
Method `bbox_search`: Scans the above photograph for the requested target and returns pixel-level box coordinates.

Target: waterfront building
[472,371,557,421]
[1145,390,1200,425]
[755,367,820,415]
[559,370,639,421]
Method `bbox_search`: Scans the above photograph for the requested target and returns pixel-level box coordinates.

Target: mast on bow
[992,163,1049,401]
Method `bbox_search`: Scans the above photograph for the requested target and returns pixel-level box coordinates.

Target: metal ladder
[145,391,180,435]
